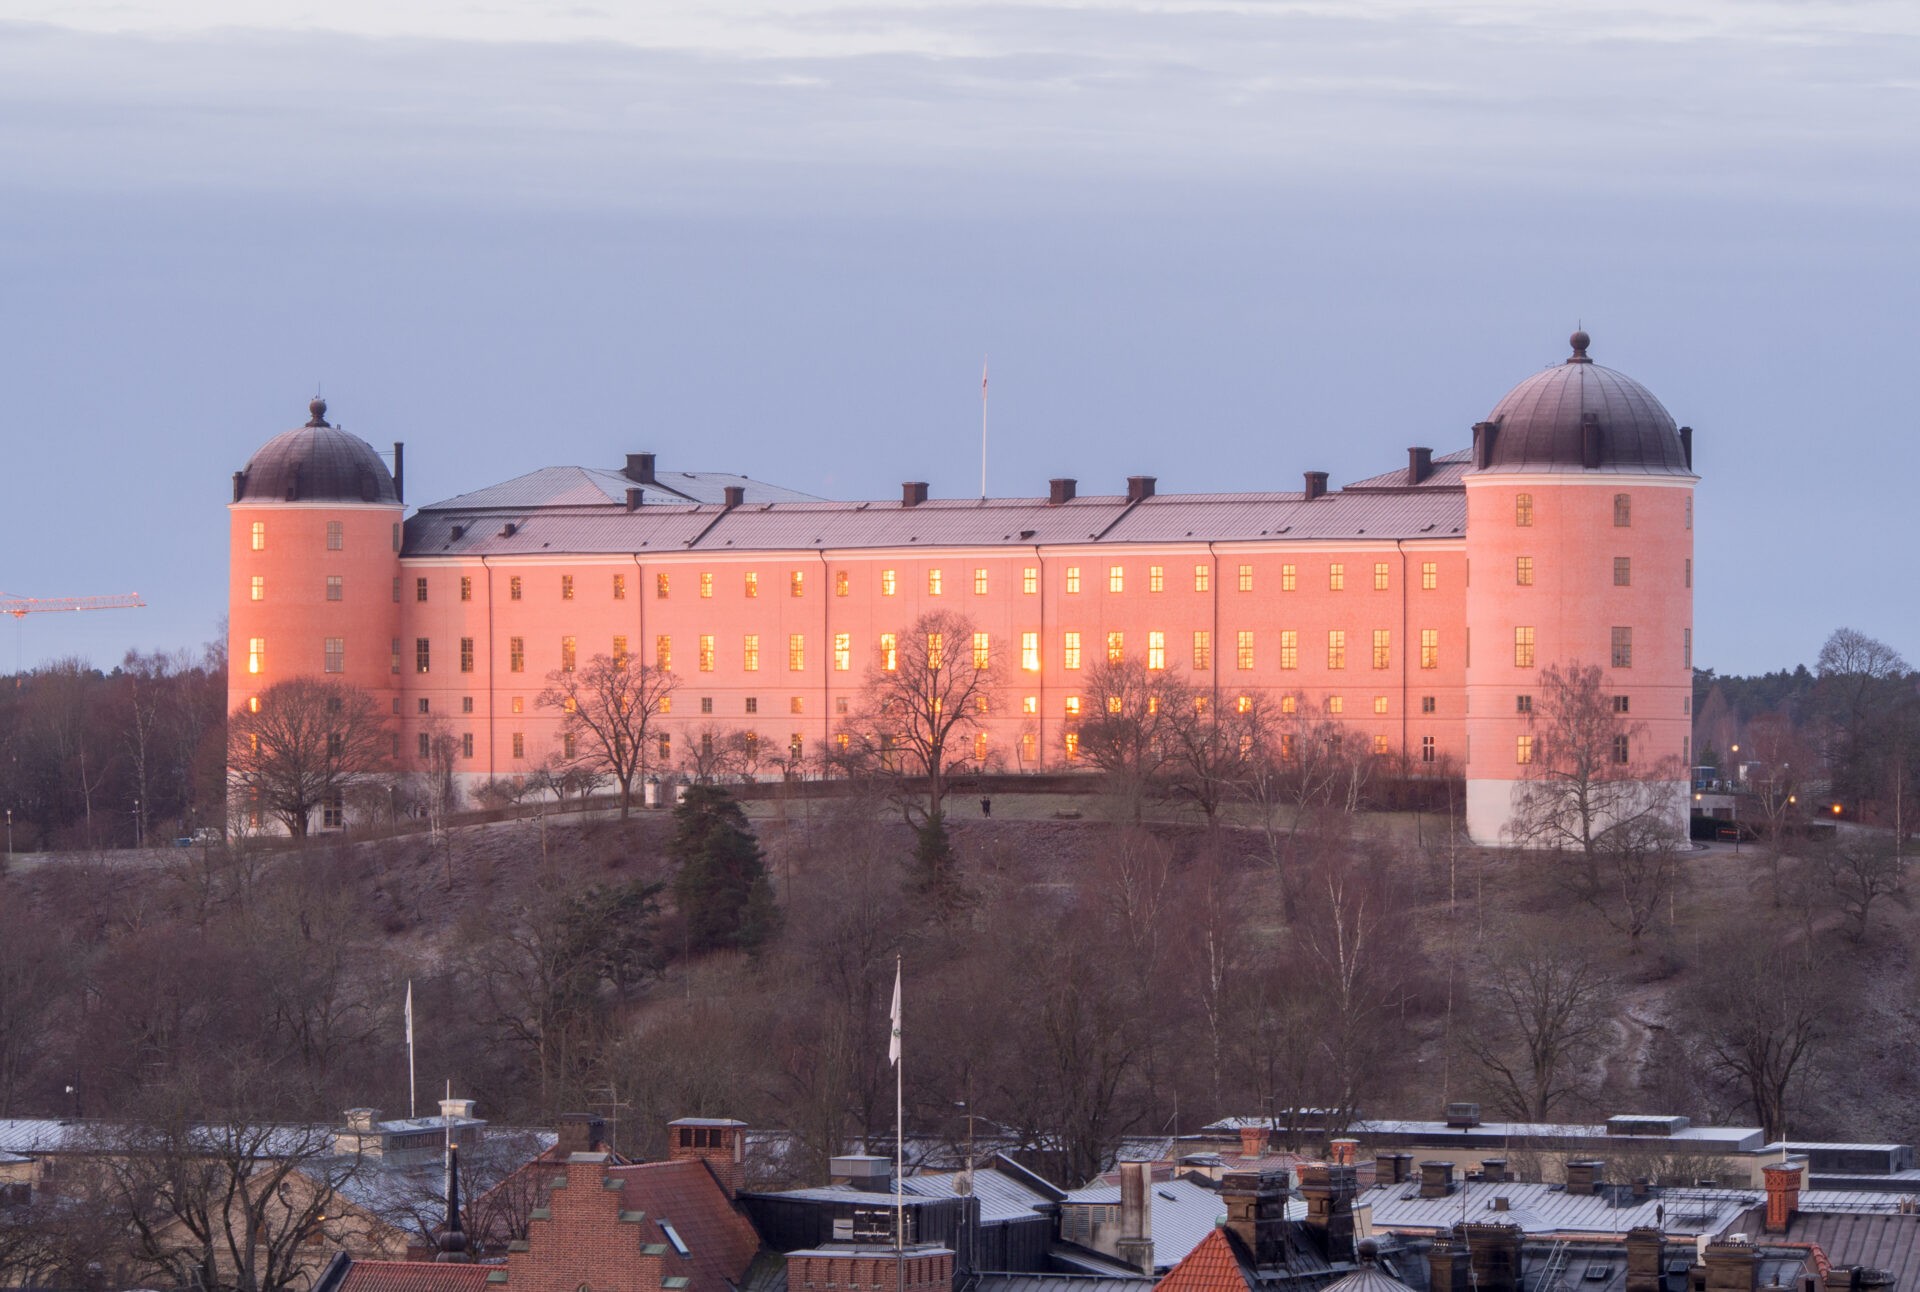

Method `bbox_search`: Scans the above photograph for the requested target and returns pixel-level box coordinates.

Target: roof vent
[450,525,465,541]
[1049,478,1077,505]
[1127,475,1156,502]
[500,522,517,538]
[903,481,929,507]
[625,452,657,484]
[1303,471,1329,501]
[723,486,745,509]
[1445,1102,1482,1129]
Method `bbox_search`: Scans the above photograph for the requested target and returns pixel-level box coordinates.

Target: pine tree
[668,785,779,953]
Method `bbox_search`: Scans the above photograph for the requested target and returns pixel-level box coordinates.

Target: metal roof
[1345,1118,1766,1151]
[1359,1180,1760,1239]
[757,1164,1055,1226]
[1060,1177,1239,1270]
[971,1274,1154,1292]
[421,465,824,511]
[237,421,400,504]
[1783,1212,1920,1290]
[1475,334,1689,477]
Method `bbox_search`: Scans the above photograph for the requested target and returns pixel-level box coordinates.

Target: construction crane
[1,592,146,620]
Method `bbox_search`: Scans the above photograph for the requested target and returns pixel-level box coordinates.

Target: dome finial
[307,396,329,427]
[1568,328,1592,364]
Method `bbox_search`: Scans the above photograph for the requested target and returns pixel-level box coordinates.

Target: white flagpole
[979,359,989,499]
[405,980,417,1120]
[890,955,904,1257]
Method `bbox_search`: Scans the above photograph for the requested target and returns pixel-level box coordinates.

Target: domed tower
[228,398,405,742]
[1462,332,1697,844]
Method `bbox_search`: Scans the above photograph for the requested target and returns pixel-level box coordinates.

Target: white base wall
[1466,776,1691,847]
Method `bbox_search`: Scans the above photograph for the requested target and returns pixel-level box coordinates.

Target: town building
[227,331,1697,842]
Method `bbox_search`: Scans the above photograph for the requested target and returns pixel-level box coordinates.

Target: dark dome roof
[1478,332,1690,474]
[236,399,399,504]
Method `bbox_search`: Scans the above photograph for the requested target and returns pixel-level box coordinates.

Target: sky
[2,0,1916,676]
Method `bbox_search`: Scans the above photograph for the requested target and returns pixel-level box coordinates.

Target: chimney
[723,485,745,509]
[1303,471,1329,501]
[1764,1159,1806,1233]
[1329,1139,1359,1167]
[1473,421,1498,470]
[438,1098,476,1122]
[1428,1237,1471,1292]
[669,1118,748,1197]
[1118,1162,1155,1275]
[1048,478,1077,505]
[625,452,657,484]
[393,442,405,503]
[1296,1162,1357,1263]
[1703,1240,1759,1292]
[626,487,643,511]
[1408,447,1433,486]
[1220,1171,1290,1271]
[1420,1160,1455,1198]
[1633,1176,1652,1200]
[554,1113,608,1156]
[1463,1223,1524,1292]
[1481,1159,1507,1183]
[1375,1152,1411,1184]
[232,471,245,503]
[1239,1126,1268,1159]
[1127,475,1156,502]
[903,481,929,507]
[1680,426,1694,470]
[500,522,517,537]
[1565,1160,1605,1196]
[1627,1227,1667,1292]
[829,1155,894,1193]
[1823,1272,1863,1292]
[1581,412,1604,469]
[450,525,465,540]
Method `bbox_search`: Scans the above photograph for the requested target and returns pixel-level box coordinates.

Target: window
[836,569,850,596]
[880,633,898,671]
[250,575,264,602]
[1686,496,1693,529]
[612,635,628,667]
[1373,734,1389,755]
[1612,734,1630,764]
[1065,566,1081,594]
[461,575,473,602]
[392,523,401,552]
[509,637,525,673]
[251,521,266,551]
[926,632,944,670]
[1373,695,1388,715]
[1421,735,1435,762]
[613,573,626,600]
[1613,493,1631,526]
[1421,561,1437,590]
[560,575,573,601]
[1065,696,1081,717]
[1329,563,1345,591]
[1614,557,1631,586]
[928,568,943,595]
[1021,632,1040,671]
[881,569,897,596]
[1420,628,1438,670]
[460,637,475,673]
[461,733,474,759]
[1194,564,1210,592]
[791,697,804,715]
[1106,631,1124,664]
[1280,695,1296,714]
[1326,696,1344,715]
[512,696,523,713]
[1422,695,1436,714]
[1514,626,1535,668]
[324,638,344,673]
[973,732,988,761]
[560,636,576,672]
[744,635,761,671]
[1516,556,1534,586]
[416,638,431,673]
[1148,632,1166,670]
[1684,627,1692,667]
[326,576,341,602]
[1023,566,1038,594]
[1516,694,1532,714]
[509,575,522,601]
[1613,694,1630,714]
[1236,630,1256,670]
[791,570,805,597]
[745,697,759,714]
[392,578,401,603]
[972,632,990,669]
[1372,629,1390,669]
[512,733,525,759]
[1022,695,1038,715]
[700,571,713,598]
[974,567,988,595]
[656,635,672,669]
[1064,732,1080,759]
[419,733,432,761]
[1193,631,1211,670]
[659,695,671,713]
[660,733,671,760]
[788,634,805,671]
[1324,630,1345,669]
[1279,630,1298,670]
[1516,493,1534,526]
[700,696,714,713]
[699,635,715,671]
[563,733,577,759]
[1373,562,1390,591]
[834,633,851,671]
[1685,557,1692,588]
[421,698,432,714]
[1108,565,1124,593]
[462,696,474,714]
[1611,626,1633,668]
[1241,564,1256,592]
[392,638,401,674]
[1064,632,1082,670]
[1149,565,1164,593]
[1516,734,1534,764]
[657,572,670,599]
[744,571,758,598]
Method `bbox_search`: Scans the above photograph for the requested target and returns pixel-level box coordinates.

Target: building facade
[227,332,1696,843]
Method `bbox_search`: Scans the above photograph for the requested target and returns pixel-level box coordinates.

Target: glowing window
[744,571,758,598]
[1108,565,1124,593]
[1514,626,1535,668]
[700,572,713,598]
[974,567,988,595]
[1021,633,1040,671]
[972,632,990,670]
[788,634,804,671]
[699,635,714,672]
[791,570,804,597]
[461,576,473,602]
[1516,556,1534,586]
[1106,631,1123,664]
[251,521,265,551]
[1420,629,1437,670]
[1327,631,1346,669]
[1328,564,1345,591]
[1421,561,1436,590]
[1194,564,1210,592]
[1065,696,1081,717]
[880,633,897,671]
[612,636,628,667]
[1373,563,1389,591]
[834,633,851,671]
[1022,695,1038,716]
[1240,564,1255,593]
[1065,567,1081,594]
[509,637,525,673]
[1516,493,1534,526]
[1064,732,1080,759]
[1148,631,1166,670]
[881,569,897,596]
[1279,630,1298,670]
[928,569,943,596]
[1193,631,1211,670]
[1236,631,1255,670]
[1372,629,1390,670]
[560,575,573,601]
[613,573,625,601]
[1516,734,1534,764]
[1373,695,1388,715]
[656,635,671,669]
[658,572,670,599]
[560,636,575,673]
[836,569,849,596]
[1149,565,1164,593]
[1326,696,1343,715]
[1064,632,1082,670]
[743,635,760,671]
[1373,734,1389,755]
[1023,567,1038,594]
[250,575,264,602]
[509,576,522,601]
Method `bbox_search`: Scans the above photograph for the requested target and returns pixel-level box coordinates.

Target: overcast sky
[2,1,1915,675]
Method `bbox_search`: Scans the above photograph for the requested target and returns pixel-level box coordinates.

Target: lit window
[1148,631,1166,670]
[560,636,576,673]
[744,571,758,598]
[744,635,761,671]
[972,632,990,669]
[1421,735,1435,763]
[1515,626,1535,668]
[657,635,672,669]
[1516,493,1534,526]
[1064,732,1080,759]
[1372,630,1390,670]
[1280,695,1296,714]
[700,571,713,598]
[1327,630,1346,669]
[512,733,525,759]
[657,572,670,599]
[789,634,805,671]
[563,733,576,759]
[1373,695,1388,715]
[1022,695,1038,716]
[973,733,988,761]
[251,521,265,551]
[1023,567,1038,594]
[1194,564,1210,592]
[791,697,805,714]
[1614,557,1630,586]
[926,632,944,670]
[1108,565,1124,593]
[1329,564,1345,591]
[837,731,851,751]
[1237,631,1255,670]
[1066,567,1081,594]
[881,569,897,596]
[1241,564,1256,593]
[1614,493,1631,527]
[1373,563,1389,591]
[1149,565,1163,593]
[1516,556,1534,586]
[659,695,671,713]
[928,568,943,595]
[1420,628,1437,670]
[460,637,475,673]
[975,695,989,714]
[1280,630,1298,670]
[324,638,343,673]
[834,633,851,671]
[250,575,264,602]
[1421,561,1437,590]
[699,635,715,672]
[973,567,988,595]
[613,573,625,601]
[1064,632,1082,670]
[612,636,628,667]
[509,637,525,673]
[1108,696,1123,714]
[1021,632,1040,671]
[881,633,898,672]
[1193,631,1211,670]
[560,575,573,601]
[461,576,473,602]
[1241,695,1256,714]
[1516,734,1534,764]
[512,696,524,714]
[1373,734,1389,755]
[417,576,429,603]
[836,569,849,596]
[326,575,341,602]
[1611,626,1633,668]
[1065,696,1081,717]
[1106,631,1124,664]
[1326,696,1343,715]
[791,570,805,597]
[416,638,431,674]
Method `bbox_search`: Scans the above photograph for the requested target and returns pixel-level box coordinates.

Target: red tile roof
[338,1260,494,1292]
[1154,1227,1249,1292]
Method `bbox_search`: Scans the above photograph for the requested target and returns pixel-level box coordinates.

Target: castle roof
[1472,332,1691,476]
[236,399,400,504]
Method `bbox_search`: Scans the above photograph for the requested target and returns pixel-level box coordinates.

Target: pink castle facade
[228,332,1696,843]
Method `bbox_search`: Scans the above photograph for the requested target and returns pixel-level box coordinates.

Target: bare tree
[227,679,390,838]
[1464,926,1613,1120]
[1068,658,1193,820]
[1682,932,1837,1141]
[1506,661,1660,864]
[539,653,679,819]
[1744,712,1818,906]
[846,610,1000,828]
[1814,835,1910,942]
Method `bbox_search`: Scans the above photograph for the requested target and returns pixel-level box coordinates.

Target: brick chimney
[1239,1126,1268,1159]
[723,485,745,509]
[1296,1162,1357,1263]
[902,481,929,507]
[1126,476,1156,502]
[554,1113,608,1156]
[1303,471,1329,501]
[1220,1170,1290,1271]
[1048,478,1077,505]
[1375,1152,1412,1184]
[1428,1237,1471,1292]
[1472,421,1499,470]
[1407,447,1433,486]
[668,1117,748,1197]
[1419,1160,1455,1198]
[1329,1139,1359,1167]
[1480,1159,1507,1183]
[1764,1159,1807,1233]
[1702,1240,1759,1292]
[1626,1226,1667,1292]
[1118,1161,1154,1275]
[1565,1160,1605,1196]
[790,1247,954,1292]
[1462,1222,1524,1292]
[626,487,643,511]
[625,452,657,484]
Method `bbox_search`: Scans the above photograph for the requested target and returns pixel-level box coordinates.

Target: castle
[227,330,1696,843]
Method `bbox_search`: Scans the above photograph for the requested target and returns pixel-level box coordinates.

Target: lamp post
[5,808,11,857]
[133,797,142,849]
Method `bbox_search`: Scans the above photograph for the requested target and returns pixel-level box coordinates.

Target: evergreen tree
[669,785,779,953]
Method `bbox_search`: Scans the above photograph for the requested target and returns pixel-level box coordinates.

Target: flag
[981,359,989,400]
[405,980,415,1050]
[888,961,902,1067]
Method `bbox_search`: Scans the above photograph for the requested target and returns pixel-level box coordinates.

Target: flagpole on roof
[979,358,989,500]
[405,980,417,1121]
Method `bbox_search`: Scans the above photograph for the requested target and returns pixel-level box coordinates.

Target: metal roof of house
[1061,1177,1241,1270]
[1346,1118,1767,1151]
[756,1163,1054,1227]
[1359,1180,1761,1239]
[422,466,824,511]
[971,1274,1154,1292]
[1781,1212,1920,1289]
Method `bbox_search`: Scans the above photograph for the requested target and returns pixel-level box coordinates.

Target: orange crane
[1,592,146,620]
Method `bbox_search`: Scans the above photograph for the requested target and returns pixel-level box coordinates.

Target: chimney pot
[903,481,929,507]
[1239,1126,1267,1159]
[1473,421,1498,470]
[1303,471,1329,501]
[1565,1160,1605,1196]
[1419,1161,1455,1198]
[1127,475,1156,502]
[1048,478,1077,505]
[232,471,245,503]
[500,522,517,538]
[393,442,405,504]
[1481,1158,1507,1183]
